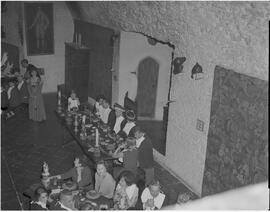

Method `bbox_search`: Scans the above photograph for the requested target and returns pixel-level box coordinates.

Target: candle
[58,89,61,106]
[58,89,61,98]
[82,115,86,125]
[95,128,99,147]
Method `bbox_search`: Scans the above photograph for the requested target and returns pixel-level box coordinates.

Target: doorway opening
[115,30,175,155]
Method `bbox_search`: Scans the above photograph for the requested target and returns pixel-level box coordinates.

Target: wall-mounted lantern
[191,62,203,80]
[173,57,186,75]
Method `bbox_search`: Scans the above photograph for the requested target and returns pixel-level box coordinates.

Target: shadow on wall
[202,65,268,196]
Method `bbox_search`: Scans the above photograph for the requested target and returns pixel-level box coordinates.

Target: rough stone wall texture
[202,66,268,197]
[75,1,270,196]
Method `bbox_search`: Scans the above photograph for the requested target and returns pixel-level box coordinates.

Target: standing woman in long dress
[27,69,46,122]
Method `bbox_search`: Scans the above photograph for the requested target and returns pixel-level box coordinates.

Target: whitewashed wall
[116,31,172,120]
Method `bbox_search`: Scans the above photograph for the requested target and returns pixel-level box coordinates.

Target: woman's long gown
[28,80,46,121]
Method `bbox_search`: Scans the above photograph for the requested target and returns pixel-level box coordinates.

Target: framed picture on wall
[24,2,54,55]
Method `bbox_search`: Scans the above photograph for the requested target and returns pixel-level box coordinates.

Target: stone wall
[75,1,270,196]
[202,66,268,196]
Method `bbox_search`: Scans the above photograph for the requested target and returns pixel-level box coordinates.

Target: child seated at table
[95,160,116,199]
[113,170,139,210]
[68,90,80,111]
[30,187,49,210]
[50,189,77,210]
[93,94,105,115]
[50,155,92,190]
[141,180,166,210]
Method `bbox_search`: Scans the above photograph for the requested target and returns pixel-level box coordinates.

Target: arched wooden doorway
[137,57,159,118]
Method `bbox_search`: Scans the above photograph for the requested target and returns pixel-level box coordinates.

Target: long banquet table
[54,108,120,165]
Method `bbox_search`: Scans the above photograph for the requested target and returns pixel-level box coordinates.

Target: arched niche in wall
[137,57,159,118]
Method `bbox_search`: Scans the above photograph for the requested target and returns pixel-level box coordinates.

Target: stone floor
[1,93,197,210]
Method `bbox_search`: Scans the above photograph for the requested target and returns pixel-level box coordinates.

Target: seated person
[68,90,80,111]
[6,79,21,119]
[50,189,77,210]
[141,180,166,210]
[112,137,138,178]
[95,160,116,199]
[17,73,29,107]
[30,187,49,210]
[113,170,139,210]
[118,110,137,138]
[24,173,53,203]
[51,156,92,189]
[112,103,127,135]
[93,94,105,115]
[100,98,116,130]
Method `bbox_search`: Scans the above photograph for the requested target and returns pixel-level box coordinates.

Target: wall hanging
[24,2,54,55]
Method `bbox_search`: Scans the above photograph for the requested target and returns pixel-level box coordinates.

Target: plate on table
[105,139,111,143]
[88,147,95,152]
[100,141,108,146]
[85,124,93,128]
[92,119,99,123]
[86,190,100,200]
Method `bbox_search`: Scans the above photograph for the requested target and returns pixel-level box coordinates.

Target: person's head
[30,69,38,77]
[70,90,77,99]
[119,170,135,187]
[126,137,136,148]
[34,187,48,204]
[114,103,125,117]
[177,192,191,205]
[60,190,75,209]
[96,160,107,177]
[74,155,88,168]
[96,95,105,105]
[102,98,110,109]
[17,74,24,83]
[21,59,28,68]
[8,80,15,87]
[133,126,145,140]
[125,110,136,122]
[149,180,161,198]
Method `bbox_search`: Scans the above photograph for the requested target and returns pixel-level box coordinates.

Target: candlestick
[95,128,99,147]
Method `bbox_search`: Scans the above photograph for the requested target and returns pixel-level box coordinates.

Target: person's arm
[112,143,126,158]
[153,193,166,209]
[107,110,116,130]
[141,188,148,209]
[59,168,74,180]
[94,173,99,192]
[126,186,138,208]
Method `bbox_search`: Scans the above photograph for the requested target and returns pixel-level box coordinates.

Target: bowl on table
[86,190,100,200]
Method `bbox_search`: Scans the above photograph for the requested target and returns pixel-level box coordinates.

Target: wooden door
[74,20,113,102]
[137,57,159,117]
